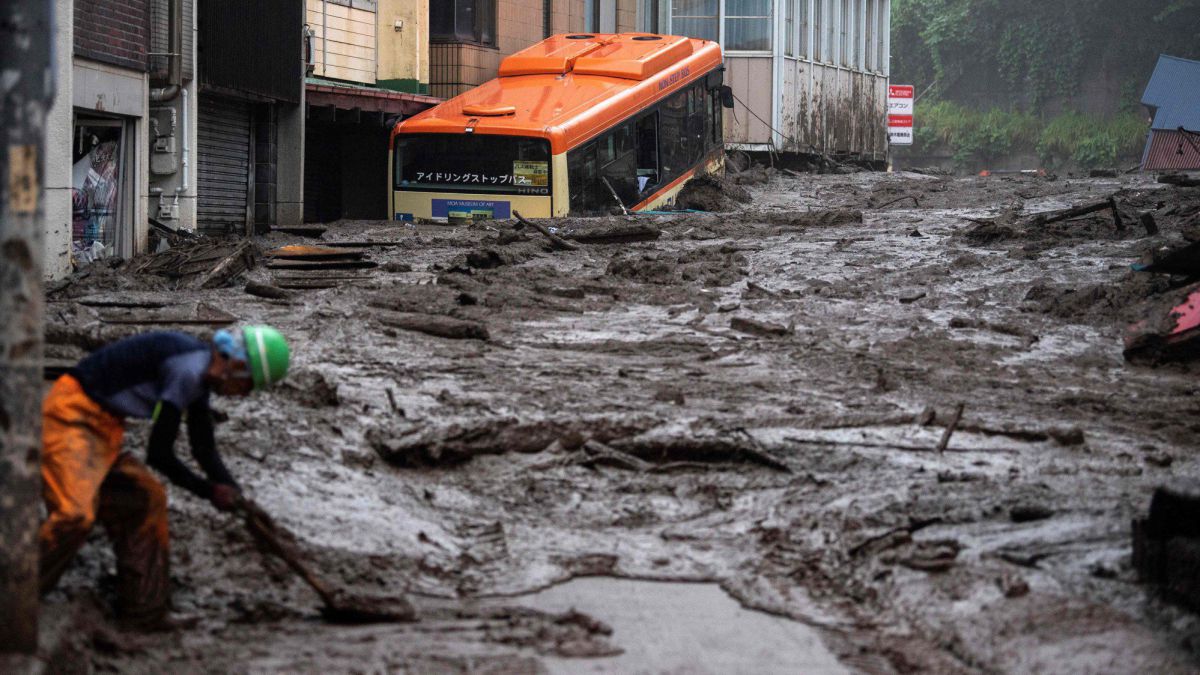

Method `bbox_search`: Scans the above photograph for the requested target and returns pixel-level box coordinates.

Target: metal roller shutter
[197,95,252,235]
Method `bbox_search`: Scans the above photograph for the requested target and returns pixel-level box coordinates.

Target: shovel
[236,498,417,624]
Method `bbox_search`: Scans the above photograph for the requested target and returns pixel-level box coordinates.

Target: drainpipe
[544,0,552,38]
[150,0,183,102]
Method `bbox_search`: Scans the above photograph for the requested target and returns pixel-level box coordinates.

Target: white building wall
[640,0,890,157]
[44,0,75,280]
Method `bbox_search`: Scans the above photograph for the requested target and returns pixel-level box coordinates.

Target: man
[39,325,290,628]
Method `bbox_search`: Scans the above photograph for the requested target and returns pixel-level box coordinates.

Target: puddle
[518,578,848,674]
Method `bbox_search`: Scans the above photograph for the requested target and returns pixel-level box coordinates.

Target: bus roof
[393,33,722,155]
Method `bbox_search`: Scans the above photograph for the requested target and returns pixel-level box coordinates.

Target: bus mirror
[719,86,735,109]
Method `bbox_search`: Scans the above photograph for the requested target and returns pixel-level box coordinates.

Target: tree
[1,0,54,655]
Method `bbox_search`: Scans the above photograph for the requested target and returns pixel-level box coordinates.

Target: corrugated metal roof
[1142,54,1200,131]
[1143,129,1200,171]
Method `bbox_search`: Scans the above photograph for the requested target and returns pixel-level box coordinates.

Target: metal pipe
[178,86,189,197]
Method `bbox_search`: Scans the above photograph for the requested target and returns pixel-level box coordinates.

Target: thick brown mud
[39,172,1200,673]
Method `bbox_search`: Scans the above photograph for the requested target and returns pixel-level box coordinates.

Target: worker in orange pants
[39,327,290,629]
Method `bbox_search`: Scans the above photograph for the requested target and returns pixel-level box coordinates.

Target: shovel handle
[235,498,337,606]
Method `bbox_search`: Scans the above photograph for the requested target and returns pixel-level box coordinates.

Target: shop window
[671,0,718,42]
[72,118,127,262]
[430,0,496,46]
[725,0,772,51]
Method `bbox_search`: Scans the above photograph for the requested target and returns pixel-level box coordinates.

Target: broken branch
[514,211,580,251]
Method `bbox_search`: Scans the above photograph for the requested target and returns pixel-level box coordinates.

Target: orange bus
[389,33,730,222]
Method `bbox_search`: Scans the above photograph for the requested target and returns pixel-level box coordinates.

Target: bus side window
[659,90,689,183]
[568,142,602,214]
[635,112,659,192]
[599,123,639,207]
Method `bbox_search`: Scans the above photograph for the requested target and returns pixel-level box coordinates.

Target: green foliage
[915,104,1148,169]
[893,0,1200,106]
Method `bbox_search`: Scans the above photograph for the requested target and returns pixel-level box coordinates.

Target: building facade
[303,0,439,222]
[44,0,308,279]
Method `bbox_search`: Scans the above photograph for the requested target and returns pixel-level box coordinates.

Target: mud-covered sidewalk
[38,171,1200,673]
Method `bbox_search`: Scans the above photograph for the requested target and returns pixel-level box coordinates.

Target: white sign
[888,84,914,146]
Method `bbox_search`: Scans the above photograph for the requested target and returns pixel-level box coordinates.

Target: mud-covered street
[40,171,1200,673]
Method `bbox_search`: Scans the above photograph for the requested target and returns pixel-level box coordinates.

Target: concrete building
[43,0,307,279]
[639,0,891,158]
[303,0,440,222]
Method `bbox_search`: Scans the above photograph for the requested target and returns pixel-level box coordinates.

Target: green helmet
[243,325,290,390]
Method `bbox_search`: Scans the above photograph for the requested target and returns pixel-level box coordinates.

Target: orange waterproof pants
[39,375,170,623]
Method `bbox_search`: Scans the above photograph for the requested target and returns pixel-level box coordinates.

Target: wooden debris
[244,282,294,300]
[609,433,792,473]
[730,316,792,337]
[561,223,661,245]
[192,240,257,289]
[267,245,367,261]
[936,404,965,454]
[132,238,257,289]
[377,310,490,340]
[266,259,378,271]
[873,195,921,209]
[785,436,1019,455]
[1159,173,1200,188]
[99,303,237,326]
[271,225,328,237]
[513,211,580,251]
[577,440,653,471]
[1026,198,1124,230]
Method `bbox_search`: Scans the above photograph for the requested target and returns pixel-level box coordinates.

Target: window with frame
[799,0,810,59]
[824,0,836,63]
[840,0,850,66]
[876,0,887,72]
[671,0,718,42]
[785,0,795,56]
[430,0,497,46]
[813,0,823,61]
[725,0,772,52]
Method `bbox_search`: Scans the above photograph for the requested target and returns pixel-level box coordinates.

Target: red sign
[889,85,914,99]
[887,115,913,127]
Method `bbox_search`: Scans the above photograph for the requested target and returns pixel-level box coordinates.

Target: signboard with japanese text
[888,85,915,146]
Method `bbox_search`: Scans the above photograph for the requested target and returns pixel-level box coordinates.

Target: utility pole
[0,0,54,655]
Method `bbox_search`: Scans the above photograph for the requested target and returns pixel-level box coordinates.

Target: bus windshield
[394,134,551,196]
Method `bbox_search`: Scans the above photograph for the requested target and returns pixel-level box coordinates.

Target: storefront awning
[305,77,440,123]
